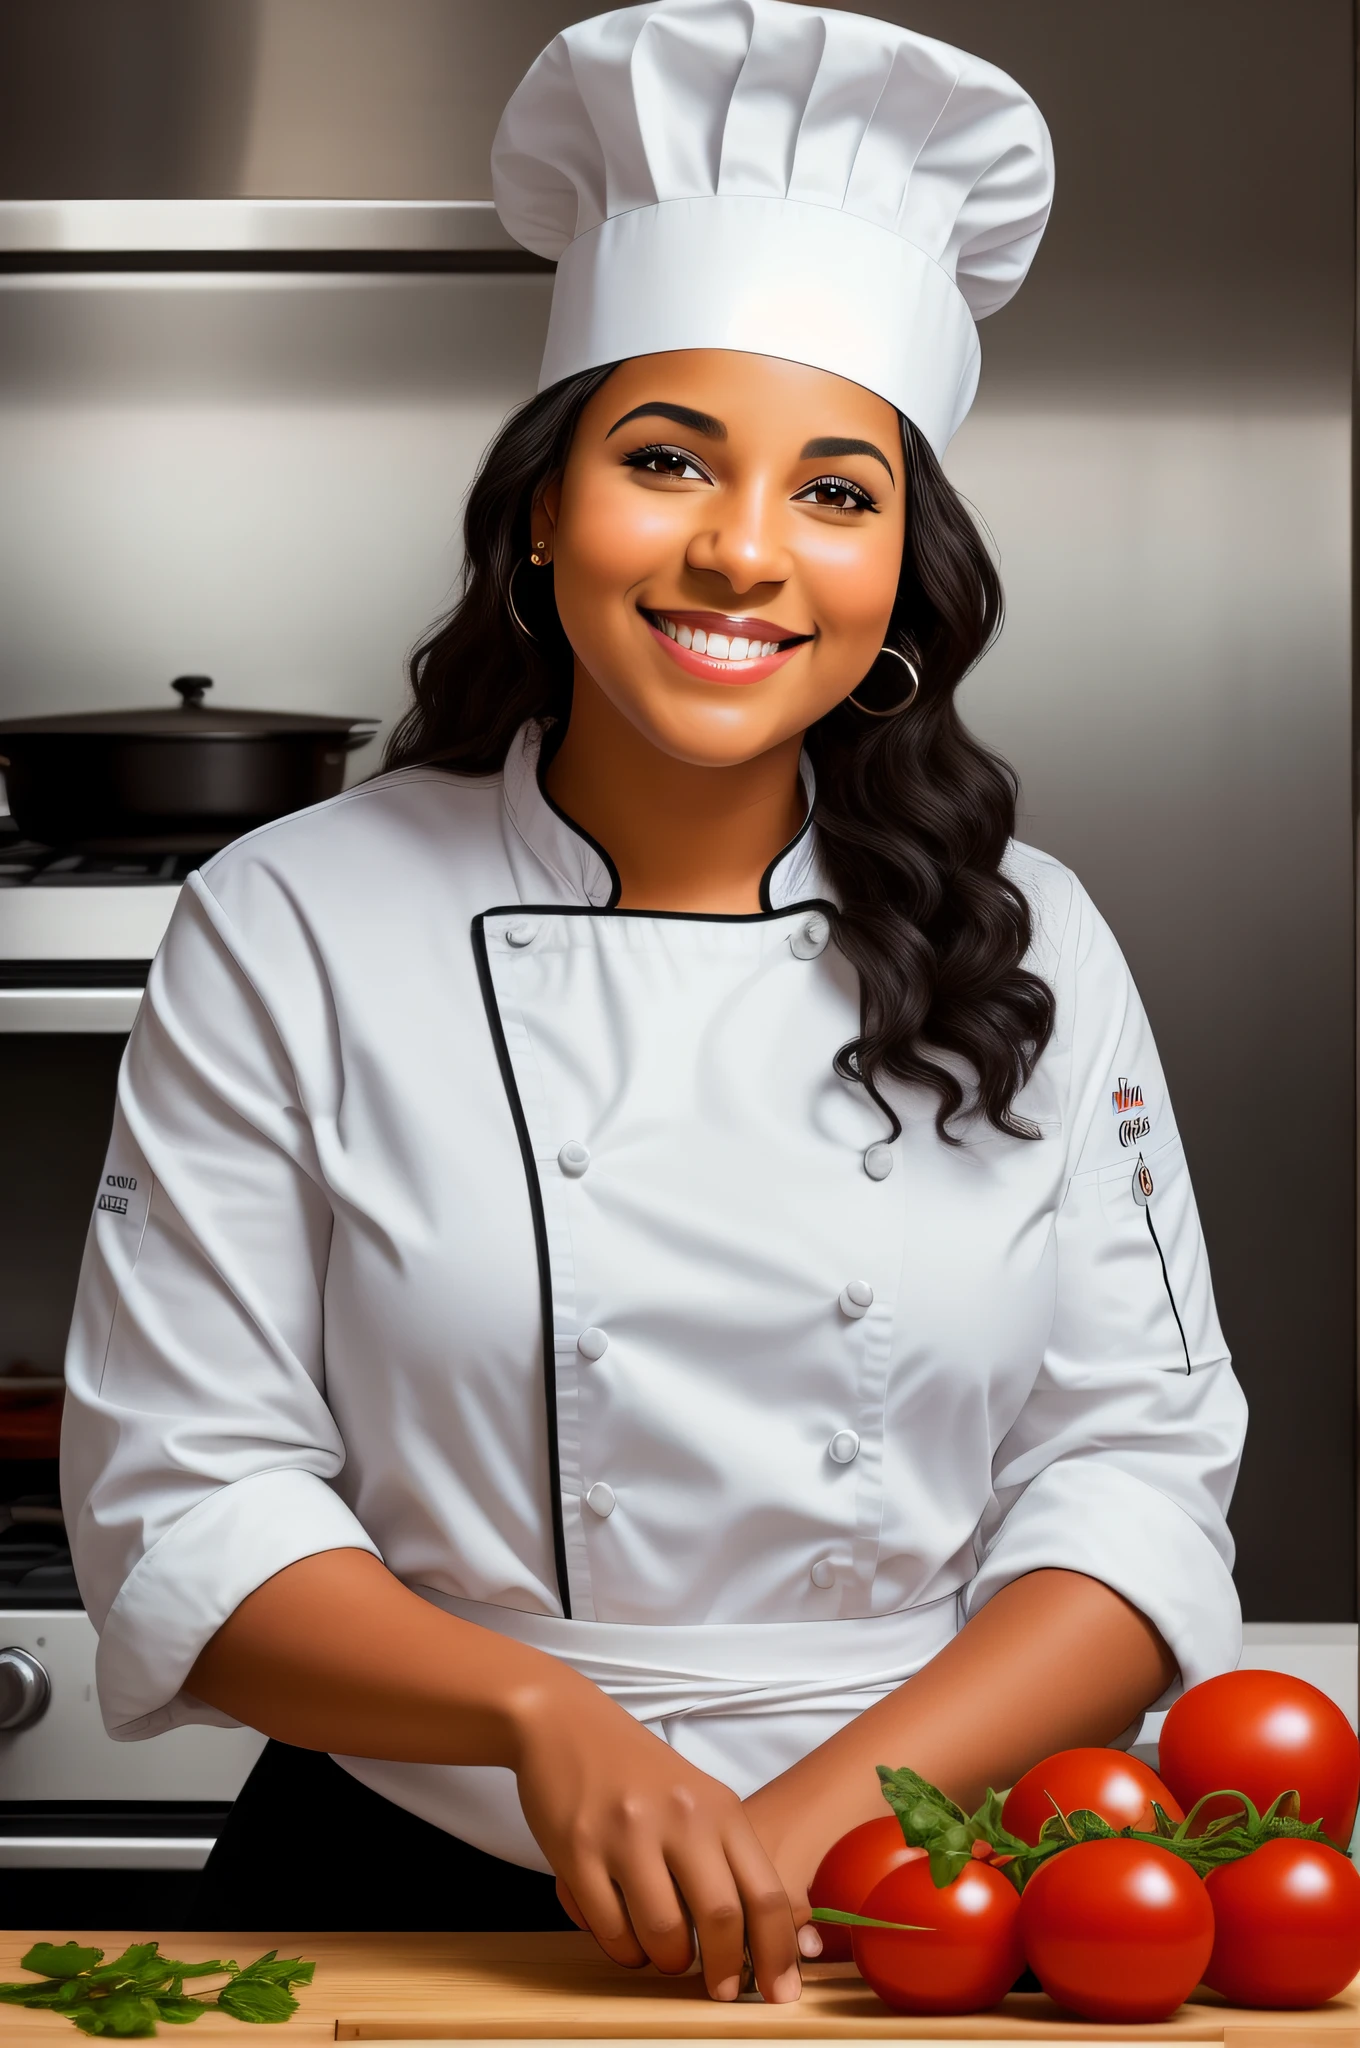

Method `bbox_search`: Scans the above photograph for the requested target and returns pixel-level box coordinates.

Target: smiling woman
[385,346,1053,1128]
[62,0,1245,2000]
[547,359,908,769]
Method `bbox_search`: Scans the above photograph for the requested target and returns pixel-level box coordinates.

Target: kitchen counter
[0,1931,1356,2045]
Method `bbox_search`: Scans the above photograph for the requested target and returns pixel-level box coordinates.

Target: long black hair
[383,365,1056,1140]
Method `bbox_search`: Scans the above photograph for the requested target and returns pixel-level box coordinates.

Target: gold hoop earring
[848,644,920,717]
[529,539,551,566]
[506,558,537,641]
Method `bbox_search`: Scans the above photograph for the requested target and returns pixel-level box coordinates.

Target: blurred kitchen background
[0,0,1353,1918]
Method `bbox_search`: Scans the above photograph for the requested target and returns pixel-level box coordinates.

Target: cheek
[799,525,904,639]
[557,476,678,597]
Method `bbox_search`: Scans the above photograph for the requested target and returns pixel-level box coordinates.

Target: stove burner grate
[0,834,200,887]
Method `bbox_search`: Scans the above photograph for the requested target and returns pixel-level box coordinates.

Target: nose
[685,477,791,596]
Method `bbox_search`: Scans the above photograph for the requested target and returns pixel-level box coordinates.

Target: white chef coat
[62,720,1246,1872]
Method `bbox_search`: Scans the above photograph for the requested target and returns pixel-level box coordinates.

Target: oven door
[0,1016,262,1873]
[0,1611,263,1870]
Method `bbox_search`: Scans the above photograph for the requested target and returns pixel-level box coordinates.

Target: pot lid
[0,676,380,740]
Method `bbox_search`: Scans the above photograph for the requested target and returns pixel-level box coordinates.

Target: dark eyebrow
[606,402,727,441]
[800,435,895,484]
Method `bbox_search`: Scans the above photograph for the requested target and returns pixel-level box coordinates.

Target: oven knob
[0,1648,50,1731]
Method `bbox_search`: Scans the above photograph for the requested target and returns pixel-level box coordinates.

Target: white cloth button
[558,1141,591,1177]
[505,919,539,948]
[810,1557,837,1589]
[577,1326,609,1362]
[863,1143,894,1181]
[839,1280,874,1319]
[829,1430,861,1465]
[790,912,830,960]
[585,1481,616,1518]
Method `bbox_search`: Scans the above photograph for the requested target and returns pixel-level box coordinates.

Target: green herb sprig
[874,1765,1033,1891]
[0,1941,314,2037]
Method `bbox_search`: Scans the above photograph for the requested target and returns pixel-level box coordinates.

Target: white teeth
[654,615,791,661]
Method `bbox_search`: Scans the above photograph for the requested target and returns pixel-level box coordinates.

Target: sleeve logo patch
[95,1170,147,1227]
[1111,1076,1152,1147]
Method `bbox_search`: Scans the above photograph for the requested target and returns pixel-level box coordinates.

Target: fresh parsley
[0,1941,315,2036]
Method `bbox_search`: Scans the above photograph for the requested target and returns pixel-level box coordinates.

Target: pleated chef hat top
[492,0,1054,456]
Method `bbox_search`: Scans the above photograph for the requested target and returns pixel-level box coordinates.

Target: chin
[625,692,801,770]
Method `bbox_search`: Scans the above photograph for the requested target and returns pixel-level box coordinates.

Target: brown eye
[795,474,876,513]
[622,443,711,482]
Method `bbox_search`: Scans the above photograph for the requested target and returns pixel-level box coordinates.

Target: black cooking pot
[0,676,379,852]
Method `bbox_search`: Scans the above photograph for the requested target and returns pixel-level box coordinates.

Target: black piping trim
[759,796,817,913]
[471,914,573,1617]
[532,718,816,916]
[1144,1206,1192,1375]
[857,1068,903,1147]
[534,724,624,909]
[476,894,900,1153]
[476,897,838,928]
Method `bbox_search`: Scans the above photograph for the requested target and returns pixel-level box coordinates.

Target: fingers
[562,1858,650,1971]
[560,1821,781,1999]
[609,1854,697,1980]
[782,1872,823,1958]
[723,1818,802,2004]
[554,1876,588,1931]
[662,1841,749,2000]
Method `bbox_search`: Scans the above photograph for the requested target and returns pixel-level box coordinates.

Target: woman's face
[539,350,908,768]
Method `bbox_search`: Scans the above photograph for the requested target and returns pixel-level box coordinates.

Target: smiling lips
[643,607,812,685]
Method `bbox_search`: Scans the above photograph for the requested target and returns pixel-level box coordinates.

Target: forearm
[748,1569,1175,1886]
[186,1547,595,1764]
[188,1546,804,2002]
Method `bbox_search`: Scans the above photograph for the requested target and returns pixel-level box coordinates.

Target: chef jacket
[62,720,1246,1871]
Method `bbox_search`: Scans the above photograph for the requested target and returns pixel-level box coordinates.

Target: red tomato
[1002,1746,1183,1843]
[851,1855,1023,2015]
[1203,1840,1360,2007]
[809,1818,925,1961]
[1019,1838,1214,2023]
[1160,1670,1360,1848]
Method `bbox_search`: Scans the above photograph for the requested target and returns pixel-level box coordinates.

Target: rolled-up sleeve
[963,879,1246,1700]
[61,873,379,1739]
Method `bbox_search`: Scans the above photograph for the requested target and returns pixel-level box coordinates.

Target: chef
[62,0,1246,1992]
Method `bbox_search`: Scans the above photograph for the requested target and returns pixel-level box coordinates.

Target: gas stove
[0,1488,77,1609]
[0,827,186,1030]
[0,840,200,888]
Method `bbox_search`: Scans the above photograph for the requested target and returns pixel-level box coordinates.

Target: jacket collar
[501,720,829,912]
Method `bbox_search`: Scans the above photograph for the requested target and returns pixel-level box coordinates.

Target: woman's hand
[184,1550,804,2001]
[742,1781,823,1957]
[510,1674,803,2003]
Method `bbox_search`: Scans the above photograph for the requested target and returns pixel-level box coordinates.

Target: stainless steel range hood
[0,199,525,260]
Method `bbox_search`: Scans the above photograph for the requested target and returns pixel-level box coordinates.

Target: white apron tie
[334,1591,961,1871]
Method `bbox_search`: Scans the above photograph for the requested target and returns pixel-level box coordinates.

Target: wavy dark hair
[383,366,1056,1140]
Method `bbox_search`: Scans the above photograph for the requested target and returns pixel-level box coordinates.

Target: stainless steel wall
[902,1,1357,1625]
[0,0,1352,1618]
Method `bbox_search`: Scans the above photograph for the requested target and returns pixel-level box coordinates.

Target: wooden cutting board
[0,1931,1356,2046]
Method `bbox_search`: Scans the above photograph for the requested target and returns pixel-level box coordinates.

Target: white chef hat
[491,0,1053,457]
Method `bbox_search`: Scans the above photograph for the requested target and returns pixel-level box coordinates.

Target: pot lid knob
[171,675,213,709]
